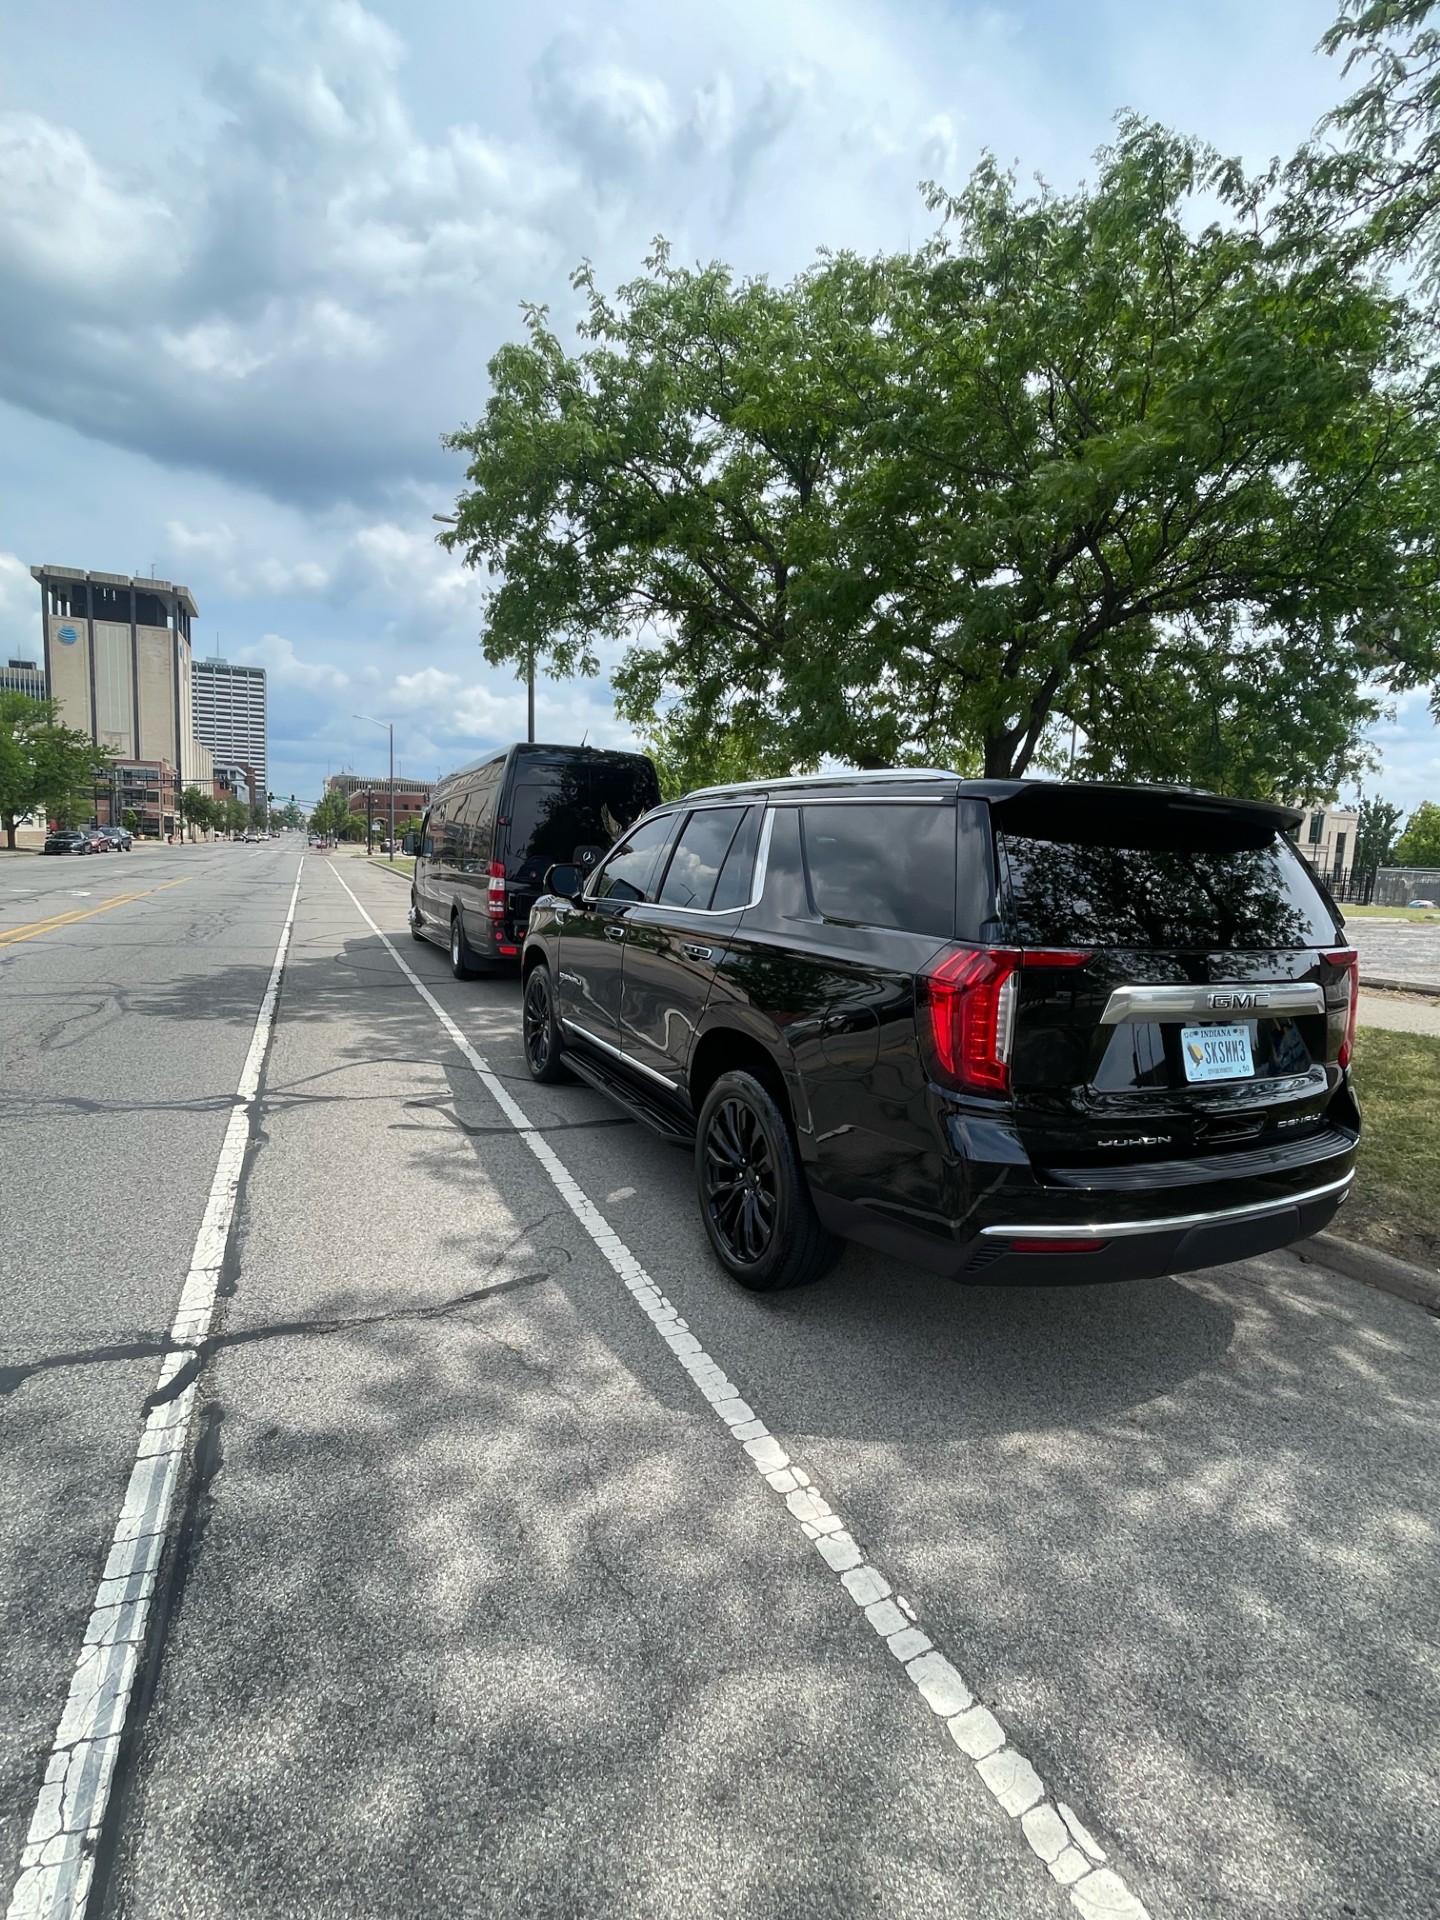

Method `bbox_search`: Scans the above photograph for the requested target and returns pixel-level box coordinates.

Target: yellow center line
[0,877,195,948]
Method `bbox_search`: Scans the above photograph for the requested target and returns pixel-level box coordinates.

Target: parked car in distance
[42,829,90,855]
[1407,898,1436,909]
[411,742,662,976]
[521,773,1361,1293]
[98,826,133,851]
[79,828,112,853]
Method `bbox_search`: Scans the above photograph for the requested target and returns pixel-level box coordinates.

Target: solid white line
[6,862,304,1920]
[328,865,1152,1920]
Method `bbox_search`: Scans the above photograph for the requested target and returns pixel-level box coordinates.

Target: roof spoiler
[975,781,1303,845]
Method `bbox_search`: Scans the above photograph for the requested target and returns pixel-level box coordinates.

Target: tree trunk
[4,814,16,850]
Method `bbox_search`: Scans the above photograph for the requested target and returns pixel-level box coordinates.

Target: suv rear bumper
[813,1172,1351,1286]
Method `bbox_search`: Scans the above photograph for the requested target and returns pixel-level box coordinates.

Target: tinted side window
[443,794,470,867]
[802,804,957,938]
[593,815,675,903]
[710,806,762,912]
[658,807,746,911]
[758,807,811,922]
[999,832,1338,949]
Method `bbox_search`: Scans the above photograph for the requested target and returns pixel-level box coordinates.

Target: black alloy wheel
[696,1071,840,1292]
[522,965,572,1083]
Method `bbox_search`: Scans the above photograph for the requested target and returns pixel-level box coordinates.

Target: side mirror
[545,862,584,900]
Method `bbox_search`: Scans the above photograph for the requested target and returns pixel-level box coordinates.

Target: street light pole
[434,509,535,743]
[355,714,396,865]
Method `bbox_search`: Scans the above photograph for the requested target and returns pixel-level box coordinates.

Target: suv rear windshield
[999,829,1336,950]
[504,758,660,884]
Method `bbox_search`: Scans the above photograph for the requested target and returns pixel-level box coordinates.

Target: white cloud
[0,550,39,659]
[237,632,351,690]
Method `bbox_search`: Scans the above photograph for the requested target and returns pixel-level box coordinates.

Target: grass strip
[1336,1028,1440,1271]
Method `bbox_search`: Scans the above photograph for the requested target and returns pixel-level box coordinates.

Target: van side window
[419,810,434,859]
[444,794,471,868]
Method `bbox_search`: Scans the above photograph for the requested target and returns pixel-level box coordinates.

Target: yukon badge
[1207,989,1267,1011]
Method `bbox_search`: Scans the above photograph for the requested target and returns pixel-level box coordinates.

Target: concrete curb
[1361,974,1440,1000]
[1293,1232,1440,1313]
[345,859,412,880]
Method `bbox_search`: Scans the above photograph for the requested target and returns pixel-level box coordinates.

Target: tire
[522,963,573,1083]
[410,896,425,941]
[449,910,478,980]
[696,1070,841,1292]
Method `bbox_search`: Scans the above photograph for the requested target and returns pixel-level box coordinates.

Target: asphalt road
[2,843,1437,1920]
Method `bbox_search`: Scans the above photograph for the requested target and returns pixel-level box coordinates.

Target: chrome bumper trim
[977,1172,1353,1242]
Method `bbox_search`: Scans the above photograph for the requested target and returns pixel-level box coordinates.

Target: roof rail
[680,768,961,801]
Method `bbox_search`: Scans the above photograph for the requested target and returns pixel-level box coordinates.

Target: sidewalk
[1357,989,1440,1036]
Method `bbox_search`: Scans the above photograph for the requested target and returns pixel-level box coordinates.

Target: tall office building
[1,658,47,699]
[31,566,209,782]
[192,657,268,800]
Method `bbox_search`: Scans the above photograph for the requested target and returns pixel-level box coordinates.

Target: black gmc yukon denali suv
[519,774,1360,1293]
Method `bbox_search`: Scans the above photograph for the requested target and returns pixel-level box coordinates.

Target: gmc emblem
[1207,990,1267,1011]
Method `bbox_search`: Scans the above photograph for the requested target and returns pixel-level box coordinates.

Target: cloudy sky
[1,0,1434,809]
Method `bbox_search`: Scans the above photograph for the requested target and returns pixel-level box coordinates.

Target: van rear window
[504,760,659,883]
[999,831,1336,950]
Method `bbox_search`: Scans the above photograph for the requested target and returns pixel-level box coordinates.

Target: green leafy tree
[122,809,139,834]
[444,123,1440,789]
[1394,799,1440,864]
[309,790,353,840]
[0,692,103,847]
[178,786,212,841]
[1295,3,1440,293]
[1354,792,1406,873]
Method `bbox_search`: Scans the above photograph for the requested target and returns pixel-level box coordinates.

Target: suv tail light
[919,948,1019,1094]
[1324,948,1359,1068]
[488,861,507,926]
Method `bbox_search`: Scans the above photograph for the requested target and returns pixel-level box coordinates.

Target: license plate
[1180,1023,1254,1083]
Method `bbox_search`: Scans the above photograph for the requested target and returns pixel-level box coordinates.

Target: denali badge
[1098,1135,1172,1148]
[1207,990,1267,1011]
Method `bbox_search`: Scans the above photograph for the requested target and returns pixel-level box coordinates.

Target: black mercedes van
[411,743,661,976]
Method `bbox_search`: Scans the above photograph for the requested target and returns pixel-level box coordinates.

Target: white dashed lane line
[329,865,1154,1920]
[6,862,304,1920]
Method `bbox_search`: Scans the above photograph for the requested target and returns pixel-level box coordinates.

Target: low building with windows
[1293,804,1358,883]
[327,772,433,827]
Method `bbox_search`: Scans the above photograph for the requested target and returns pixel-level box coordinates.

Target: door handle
[605,924,627,943]
[682,944,715,962]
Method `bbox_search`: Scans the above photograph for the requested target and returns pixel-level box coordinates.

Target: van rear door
[499,752,661,944]
[990,786,1352,1168]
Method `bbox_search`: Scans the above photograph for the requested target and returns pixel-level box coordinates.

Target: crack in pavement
[0,1269,560,1399]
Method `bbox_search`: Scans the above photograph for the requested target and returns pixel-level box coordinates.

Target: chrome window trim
[977,1172,1353,1242]
[1098,982,1325,1026]
[626,805,774,920]
[769,795,954,808]
[560,1018,679,1090]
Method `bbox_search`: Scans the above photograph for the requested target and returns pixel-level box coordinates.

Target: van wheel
[410,897,424,941]
[449,911,478,980]
[696,1071,841,1292]
[522,965,572,1083]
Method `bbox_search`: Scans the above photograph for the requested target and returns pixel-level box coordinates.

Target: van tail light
[1324,948,1359,1068]
[488,861,507,925]
[918,947,1019,1094]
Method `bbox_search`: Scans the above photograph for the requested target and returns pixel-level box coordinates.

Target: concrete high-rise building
[192,657,268,801]
[1,658,47,700]
[31,566,210,784]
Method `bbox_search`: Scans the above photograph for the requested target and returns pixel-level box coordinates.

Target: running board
[562,1047,695,1144]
